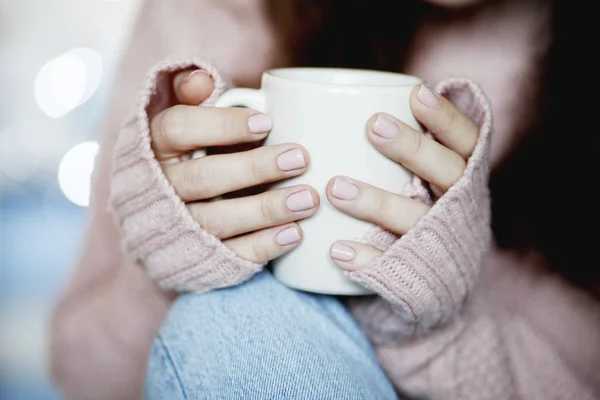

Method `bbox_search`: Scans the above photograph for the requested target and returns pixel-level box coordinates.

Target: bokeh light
[34,53,86,118]
[34,48,103,118]
[57,141,99,207]
[2,1,142,398]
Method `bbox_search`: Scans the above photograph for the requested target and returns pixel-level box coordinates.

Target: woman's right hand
[150,69,319,264]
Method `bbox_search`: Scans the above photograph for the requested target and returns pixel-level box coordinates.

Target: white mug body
[199,68,423,295]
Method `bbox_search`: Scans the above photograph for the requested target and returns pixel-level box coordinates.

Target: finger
[326,176,430,235]
[172,69,215,105]
[367,112,466,194]
[163,144,309,201]
[409,84,478,159]
[224,223,303,264]
[329,240,382,272]
[188,185,319,239]
[151,105,272,160]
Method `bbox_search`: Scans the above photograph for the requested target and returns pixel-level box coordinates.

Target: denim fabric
[146,271,398,399]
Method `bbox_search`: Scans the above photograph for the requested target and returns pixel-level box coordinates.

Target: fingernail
[184,69,210,84]
[248,114,273,134]
[373,114,399,139]
[277,148,306,171]
[332,178,358,200]
[417,84,440,108]
[286,190,315,212]
[276,227,301,246]
[330,243,355,262]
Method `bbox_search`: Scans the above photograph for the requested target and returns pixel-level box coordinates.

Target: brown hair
[266,0,430,71]
[265,0,600,291]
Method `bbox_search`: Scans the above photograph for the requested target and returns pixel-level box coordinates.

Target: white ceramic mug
[195,68,423,295]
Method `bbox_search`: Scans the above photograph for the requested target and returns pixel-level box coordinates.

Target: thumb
[172,69,215,105]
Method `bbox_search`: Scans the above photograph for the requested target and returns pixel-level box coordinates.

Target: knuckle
[449,157,467,184]
[187,204,201,222]
[201,212,226,238]
[440,156,466,191]
[180,162,213,198]
[215,108,249,137]
[217,109,233,136]
[178,165,198,198]
[440,104,458,137]
[405,129,425,158]
[160,105,187,146]
[259,195,280,223]
[371,191,390,218]
[248,152,271,183]
[251,238,271,263]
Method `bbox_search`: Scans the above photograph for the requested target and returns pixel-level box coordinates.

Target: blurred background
[0,1,141,398]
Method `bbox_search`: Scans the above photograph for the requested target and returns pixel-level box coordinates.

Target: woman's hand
[327,84,478,270]
[151,69,320,264]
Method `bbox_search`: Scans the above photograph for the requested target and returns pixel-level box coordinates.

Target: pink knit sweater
[50,1,600,399]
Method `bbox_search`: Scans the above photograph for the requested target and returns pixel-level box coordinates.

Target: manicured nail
[330,243,355,262]
[332,178,358,200]
[248,114,273,134]
[373,114,399,139]
[184,69,210,83]
[276,227,301,246]
[417,84,440,108]
[286,190,315,212]
[277,148,306,171]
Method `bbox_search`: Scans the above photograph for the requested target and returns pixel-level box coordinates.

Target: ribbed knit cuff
[109,57,263,294]
[351,78,493,335]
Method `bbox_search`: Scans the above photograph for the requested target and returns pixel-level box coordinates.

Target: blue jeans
[146,271,399,400]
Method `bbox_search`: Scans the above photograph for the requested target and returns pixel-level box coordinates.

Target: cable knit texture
[109,58,264,294]
[353,78,492,336]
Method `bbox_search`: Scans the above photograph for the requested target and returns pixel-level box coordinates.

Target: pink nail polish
[286,190,315,212]
[330,243,355,261]
[331,178,358,200]
[276,227,301,246]
[373,114,399,139]
[185,69,210,83]
[248,114,273,134]
[417,84,440,108]
[277,149,306,171]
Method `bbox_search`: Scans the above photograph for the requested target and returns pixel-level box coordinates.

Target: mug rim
[264,67,423,88]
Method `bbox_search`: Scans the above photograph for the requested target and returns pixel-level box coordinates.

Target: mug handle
[192,88,266,159]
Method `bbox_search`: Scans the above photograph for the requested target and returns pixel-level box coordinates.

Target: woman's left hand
[327,84,479,270]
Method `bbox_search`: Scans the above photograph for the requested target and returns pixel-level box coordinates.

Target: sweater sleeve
[109,57,264,294]
[346,79,600,398]
[348,78,493,336]
[49,57,260,400]
[49,7,183,397]
[349,271,600,399]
